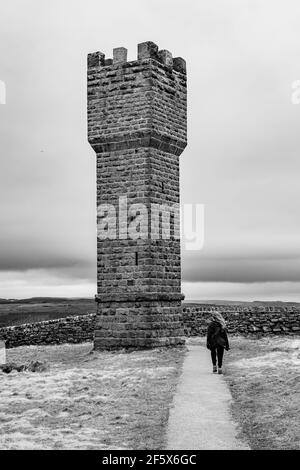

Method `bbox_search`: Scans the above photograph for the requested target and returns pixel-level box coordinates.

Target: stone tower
[87,41,187,349]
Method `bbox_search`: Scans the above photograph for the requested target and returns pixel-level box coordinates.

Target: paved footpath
[165,343,250,450]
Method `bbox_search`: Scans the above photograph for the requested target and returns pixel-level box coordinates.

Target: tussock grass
[0,343,185,450]
[224,336,300,450]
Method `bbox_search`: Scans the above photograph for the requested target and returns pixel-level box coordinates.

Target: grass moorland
[0,299,96,327]
[224,336,300,450]
[0,336,299,449]
[0,342,185,450]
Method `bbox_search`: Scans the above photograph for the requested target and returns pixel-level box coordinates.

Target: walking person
[206,311,230,374]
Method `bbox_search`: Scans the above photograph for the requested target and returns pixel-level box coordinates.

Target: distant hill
[0,297,94,304]
[1,297,299,306]
[0,297,299,328]
[0,298,96,328]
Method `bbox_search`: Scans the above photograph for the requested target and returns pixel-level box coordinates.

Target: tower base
[94,294,185,350]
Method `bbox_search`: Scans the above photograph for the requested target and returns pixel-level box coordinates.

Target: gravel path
[166,343,250,450]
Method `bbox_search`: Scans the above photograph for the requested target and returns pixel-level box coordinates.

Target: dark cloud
[1,0,300,298]
[0,248,95,277]
[183,254,300,283]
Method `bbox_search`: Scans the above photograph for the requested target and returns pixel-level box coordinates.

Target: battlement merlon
[87,41,186,73]
[87,41,187,155]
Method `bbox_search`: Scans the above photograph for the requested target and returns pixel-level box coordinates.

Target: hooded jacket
[206,320,229,350]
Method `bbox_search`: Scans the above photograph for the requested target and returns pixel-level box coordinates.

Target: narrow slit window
[170,212,175,239]
[135,252,138,266]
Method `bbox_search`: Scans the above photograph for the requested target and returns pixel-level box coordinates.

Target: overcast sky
[0,0,300,300]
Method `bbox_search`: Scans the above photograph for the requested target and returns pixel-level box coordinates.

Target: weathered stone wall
[183,305,300,336]
[88,41,187,349]
[0,314,96,349]
[1,306,300,349]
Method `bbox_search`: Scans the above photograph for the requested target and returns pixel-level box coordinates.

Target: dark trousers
[211,346,224,368]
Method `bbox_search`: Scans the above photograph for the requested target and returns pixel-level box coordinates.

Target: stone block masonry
[87,41,187,349]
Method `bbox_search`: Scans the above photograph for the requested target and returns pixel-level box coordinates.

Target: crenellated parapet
[87,41,187,156]
[87,41,186,73]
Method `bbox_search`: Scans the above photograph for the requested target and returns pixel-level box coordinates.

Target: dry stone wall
[183,305,300,336]
[0,306,299,349]
[0,314,96,349]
